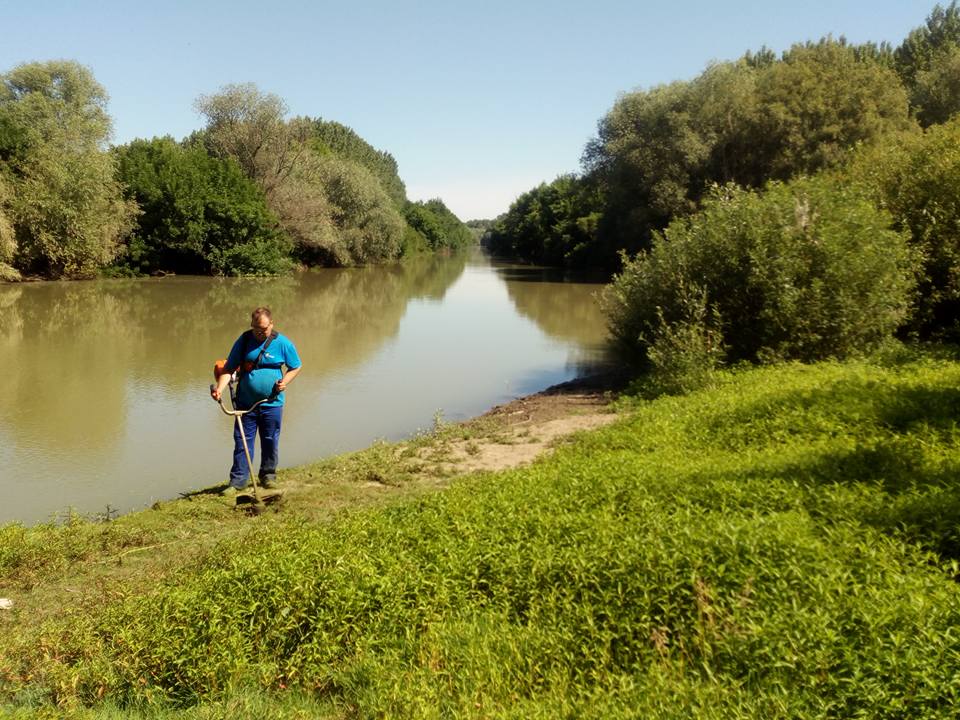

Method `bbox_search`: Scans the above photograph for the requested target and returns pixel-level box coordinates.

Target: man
[211,307,302,494]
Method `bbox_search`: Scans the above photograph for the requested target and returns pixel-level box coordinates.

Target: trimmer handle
[210,387,273,417]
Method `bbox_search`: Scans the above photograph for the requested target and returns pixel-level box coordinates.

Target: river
[0,248,610,524]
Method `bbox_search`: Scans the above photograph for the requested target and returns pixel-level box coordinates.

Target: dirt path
[422,374,623,475]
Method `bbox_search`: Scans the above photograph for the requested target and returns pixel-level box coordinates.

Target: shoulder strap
[253,330,279,370]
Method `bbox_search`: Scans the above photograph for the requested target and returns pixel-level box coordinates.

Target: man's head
[250,307,274,341]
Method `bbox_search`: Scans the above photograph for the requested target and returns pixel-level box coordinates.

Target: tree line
[0,67,472,281]
[485,2,960,384]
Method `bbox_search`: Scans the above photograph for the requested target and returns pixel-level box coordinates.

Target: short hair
[251,307,273,323]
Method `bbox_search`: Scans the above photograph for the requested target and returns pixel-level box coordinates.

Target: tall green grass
[4,356,960,717]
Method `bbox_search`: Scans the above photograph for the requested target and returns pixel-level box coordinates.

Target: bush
[603,176,918,367]
[643,284,725,395]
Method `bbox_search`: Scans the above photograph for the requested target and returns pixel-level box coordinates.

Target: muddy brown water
[0,249,610,524]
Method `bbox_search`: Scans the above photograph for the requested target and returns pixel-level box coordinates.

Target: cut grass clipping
[3,356,960,718]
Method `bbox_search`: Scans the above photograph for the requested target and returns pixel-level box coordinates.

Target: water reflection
[0,249,610,523]
[492,260,610,355]
[0,253,468,454]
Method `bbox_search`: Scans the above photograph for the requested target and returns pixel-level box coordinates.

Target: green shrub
[643,284,725,395]
[603,176,918,366]
[399,223,429,256]
[0,516,156,590]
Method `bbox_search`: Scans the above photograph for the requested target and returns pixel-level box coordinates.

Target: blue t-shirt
[226,331,302,409]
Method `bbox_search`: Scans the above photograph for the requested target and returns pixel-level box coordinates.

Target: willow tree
[316,157,404,265]
[195,83,407,266]
[0,60,136,277]
[311,119,407,207]
[195,84,338,262]
[193,83,313,197]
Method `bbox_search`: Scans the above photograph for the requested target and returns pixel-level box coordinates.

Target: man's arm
[274,365,301,394]
[274,339,302,395]
[211,370,233,401]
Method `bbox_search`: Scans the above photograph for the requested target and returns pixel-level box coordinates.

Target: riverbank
[0,249,610,525]
[0,371,626,639]
[3,354,959,717]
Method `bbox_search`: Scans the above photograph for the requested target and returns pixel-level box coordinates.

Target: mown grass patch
[3,356,960,717]
[0,501,230,592]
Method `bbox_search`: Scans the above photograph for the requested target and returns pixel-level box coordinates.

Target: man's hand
[211,372,232,402]
[273,367,301,396]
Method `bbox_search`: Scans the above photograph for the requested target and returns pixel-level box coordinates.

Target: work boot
[219,484,245,498]
[259,474,278,490]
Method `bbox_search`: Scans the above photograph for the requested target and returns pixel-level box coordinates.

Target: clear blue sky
[0,0,942,220]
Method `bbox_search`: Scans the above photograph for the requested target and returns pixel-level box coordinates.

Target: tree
[194,85,412,267]
[314,157,404,265]
[754,39,914,176]
[0,60,136,277]
[403,202,446,249]
[404,199,473,251]
[0,174,17,280]
[193,83,306,191]
[912,44,960,125]
[583,79,711,258]
[485,175,601,266]
[264,150,336,263]
[848,118,960,339]
[114,136,291,275]
[896,1,960,124]
[579,40,913,270]
[311,119,407,207]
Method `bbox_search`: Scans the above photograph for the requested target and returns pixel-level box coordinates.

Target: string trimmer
[211,361,283,515]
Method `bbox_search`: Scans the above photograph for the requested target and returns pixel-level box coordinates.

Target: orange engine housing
[213,359,230,379]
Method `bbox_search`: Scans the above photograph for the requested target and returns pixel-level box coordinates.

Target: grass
[2,352,960,717]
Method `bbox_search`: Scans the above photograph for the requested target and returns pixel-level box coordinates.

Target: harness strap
[241,330,279,375]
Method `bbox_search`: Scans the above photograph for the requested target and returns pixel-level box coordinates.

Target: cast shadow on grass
[776,443,960,561]
[700,378,960,450]
[710,381,960,561]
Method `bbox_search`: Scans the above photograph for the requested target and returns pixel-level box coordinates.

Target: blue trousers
[230,404,283,487]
